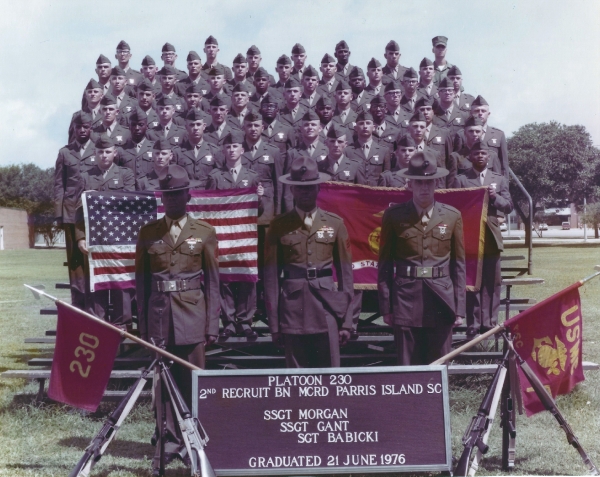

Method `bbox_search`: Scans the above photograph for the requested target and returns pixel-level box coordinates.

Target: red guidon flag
[504,283,585,416]
[317,183,488,290]
[48,302,122,411]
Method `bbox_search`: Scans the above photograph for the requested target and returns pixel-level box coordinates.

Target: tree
[508,122,600,217]
[0,164,56,247]
[579,202,600,239]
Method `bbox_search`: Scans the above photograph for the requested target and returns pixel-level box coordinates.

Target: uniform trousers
[63,223,86,309]
[153,342,205,465]
[283,312,340,368]
[220,282,257,331]
[393,284,454,365]
[466,227,501,332]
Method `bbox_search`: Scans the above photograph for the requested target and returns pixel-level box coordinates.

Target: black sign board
[192,366,451,475]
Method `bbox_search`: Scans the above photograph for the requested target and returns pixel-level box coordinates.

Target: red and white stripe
[88,246,136,292]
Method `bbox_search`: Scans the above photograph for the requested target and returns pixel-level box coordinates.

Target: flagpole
[24,284,201,372]
[581,269,600,285]
[430,325,504,365]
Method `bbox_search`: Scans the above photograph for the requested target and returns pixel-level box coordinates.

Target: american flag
[82,188,259,292]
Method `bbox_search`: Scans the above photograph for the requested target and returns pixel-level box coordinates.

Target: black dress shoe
[218,328,235,341]
[242,328,258,341]
[349,329,360,341]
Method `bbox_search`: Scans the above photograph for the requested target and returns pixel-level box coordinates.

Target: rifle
[454,348,509,477]
[69,359,157,477]
[504,334,599,476]
[160,360,216,477]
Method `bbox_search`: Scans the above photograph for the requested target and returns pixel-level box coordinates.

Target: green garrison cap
[153,138,173,150]
[233,53,247,64]
[367,57,382,69]
[385,40,400,52]
[137,79,155,91]
[384,81,402,93]
[419,57,433,68]
[186,51,201,61]
[162,42,176,52]
[335,79,352,91]
[205,35,218,45]
[302,65,319,77]
[291,43,306,54]
[96,54,111,65]
[111,66,126,76]
[95,134,115,148]
[222,131,245,145]
[321,53,336,64]
[156,96,176,106]
[232,82,251,93]
[284,77,302,89]
[438,77,453,89]
[447,65,462,76]
[209,96,228,107]
[246,45,261,56]
[185,108,209,122]
[260,93,278,105]
[158,65,178,76]
[356,111,374,122]
[469,140,490,152]
[141,55,156,66]
[185,83,205,94]
[277,55,292,66]
[403,67,418,80]
[415,96,435,108]
[397,135,417,148]
[349,66,364,78]
[335,40,349,51]
[370,95,386,105]
[327,123,347,139]
[472,95,489,106]
[465,116,485,128]
[316,96,334,108]
[116,40,130,50]
[207,65,226,76]
[100,94,117,106]
[85,78,102,90]
[302,109,320,121]
[409,112,428,123]
[73,111,93,125]
[243,111,262,122]
[254,67,270,78]
[128,107,148,123]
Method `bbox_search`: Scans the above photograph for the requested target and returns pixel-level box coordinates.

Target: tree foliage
[0,164,56,246]
[579,202,600,239]
[508,121,600,215]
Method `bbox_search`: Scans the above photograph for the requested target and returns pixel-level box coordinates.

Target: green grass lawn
[0,248,599,476]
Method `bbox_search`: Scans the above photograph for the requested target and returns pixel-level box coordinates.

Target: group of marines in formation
[54,35,514,471]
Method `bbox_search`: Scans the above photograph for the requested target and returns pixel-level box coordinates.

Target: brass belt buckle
[418,267,429,278]
[307,268,317,279]
[167,281,176,292]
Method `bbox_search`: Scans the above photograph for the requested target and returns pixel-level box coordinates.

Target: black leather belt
[153,277,202,292]
[283,268,333,280]
[396,265,448,278]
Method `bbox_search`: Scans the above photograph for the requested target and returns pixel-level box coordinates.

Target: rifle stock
[454,349,509,477]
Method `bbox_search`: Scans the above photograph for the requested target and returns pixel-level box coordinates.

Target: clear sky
[0,0,599,168]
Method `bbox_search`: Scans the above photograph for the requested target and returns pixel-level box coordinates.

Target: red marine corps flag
[504,283,585,416]
[317,183,488,290]
[48,302,122,411]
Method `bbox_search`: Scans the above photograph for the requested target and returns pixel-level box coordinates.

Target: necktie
[376,125,384,136]
[217,125,223,138]
[106,127,112,137]
[230,168,238,182]
[393,110,399,120]
[267,124,273,136]
[194,145,200,158]
[445,109,451,120]
[304,212,313,231]
[80,144,86,156]
[362,143,369,156]
[308,144,315,157]
[421,211,430,227]
[333,160,339,173]
[480,172,485,185]
[170,219,181,243]
[163,126,169,138]
[340,110,347,122]
[455,96,460,106]
[135,143,141,153]
[291,108,298,120]
[92,110,97,119]
[251,145,258,158]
